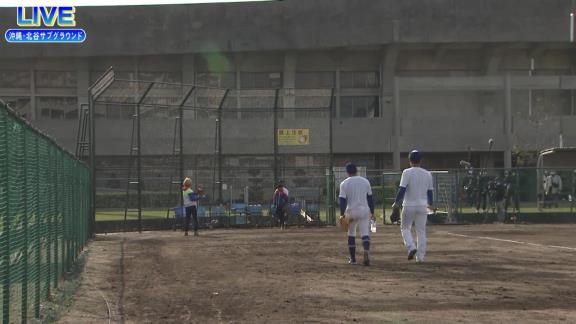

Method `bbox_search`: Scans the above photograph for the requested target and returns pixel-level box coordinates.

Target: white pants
[347,208,370,238]
[401,206,427,262]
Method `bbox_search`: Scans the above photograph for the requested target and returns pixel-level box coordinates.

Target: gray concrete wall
[23,73,576,160]
[38,116,392,155]
[2,0,576,169]
[0,0,573,58]
[514,116,576,150]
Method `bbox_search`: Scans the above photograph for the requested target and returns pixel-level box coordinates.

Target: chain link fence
[379,167,576,224]
[89,72,336,232]
[0,100,91,323]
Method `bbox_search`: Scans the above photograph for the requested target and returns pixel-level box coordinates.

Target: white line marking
[443,232,576,251]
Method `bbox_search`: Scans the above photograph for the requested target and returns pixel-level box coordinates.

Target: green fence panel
[0,107,7,324]
[0,101,91,323]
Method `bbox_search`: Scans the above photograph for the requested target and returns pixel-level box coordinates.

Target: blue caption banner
[5,29,87,43]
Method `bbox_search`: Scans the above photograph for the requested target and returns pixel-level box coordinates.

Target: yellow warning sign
[278,128,309,145]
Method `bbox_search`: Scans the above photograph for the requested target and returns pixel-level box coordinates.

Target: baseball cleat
[348,258,357,265]
[363,251,370,266]
[408,249,417,260]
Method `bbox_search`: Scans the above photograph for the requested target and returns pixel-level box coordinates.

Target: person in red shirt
[272,182,290,230]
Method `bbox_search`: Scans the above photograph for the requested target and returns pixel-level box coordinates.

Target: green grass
[96,208,337,223]
[457,206,576,214]
[96,209,170,221]
[97,203,576,223]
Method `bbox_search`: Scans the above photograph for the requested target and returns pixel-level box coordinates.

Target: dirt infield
[59,224,576,323]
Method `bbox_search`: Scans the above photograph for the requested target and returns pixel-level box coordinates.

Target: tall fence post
[325,169,335,226]
[326,89,336,226]
[273,89,279,186]
[381,173,386,224]
[570,170,576,214]
[217,89,229,203]
[329,88,334,174]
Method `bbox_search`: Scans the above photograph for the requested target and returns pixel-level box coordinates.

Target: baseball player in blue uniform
[339,163,375,266]
[392,150,434,262]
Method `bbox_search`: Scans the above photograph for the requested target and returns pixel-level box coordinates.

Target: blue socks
[362,235,370,251]
[348,236,356,262]
[349,235,371,262]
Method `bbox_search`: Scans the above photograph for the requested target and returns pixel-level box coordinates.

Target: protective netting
[0,101,91,323]
[91,76,336,228]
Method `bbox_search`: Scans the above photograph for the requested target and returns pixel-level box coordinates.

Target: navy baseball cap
[409,150,421,163]
[345,163,357,174]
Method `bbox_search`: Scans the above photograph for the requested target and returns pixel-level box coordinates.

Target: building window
[295,72,335,89]
[0,70,30,88]
[137,71,182,83]
[240,72,282,89]
[294,96,330,118]
[36,71,77,88]
[340,96,379,118]
[340,71,379,88]
[396,70,480,77]
[37,97,78,120]
[196,72,236,88]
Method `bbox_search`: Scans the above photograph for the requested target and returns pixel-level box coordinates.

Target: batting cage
[82,69,337,232]
[0,100,91,323]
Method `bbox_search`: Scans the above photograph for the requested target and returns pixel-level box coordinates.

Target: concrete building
[1,0,575,192]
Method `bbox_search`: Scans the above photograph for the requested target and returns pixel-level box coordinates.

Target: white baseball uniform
[399,167,433,262]
[339,176,372,237]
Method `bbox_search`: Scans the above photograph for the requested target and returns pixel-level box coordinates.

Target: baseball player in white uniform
[392,150,434,262]
[339,163,375,266]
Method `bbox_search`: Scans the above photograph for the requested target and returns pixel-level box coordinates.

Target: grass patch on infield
[96,209,169,221]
